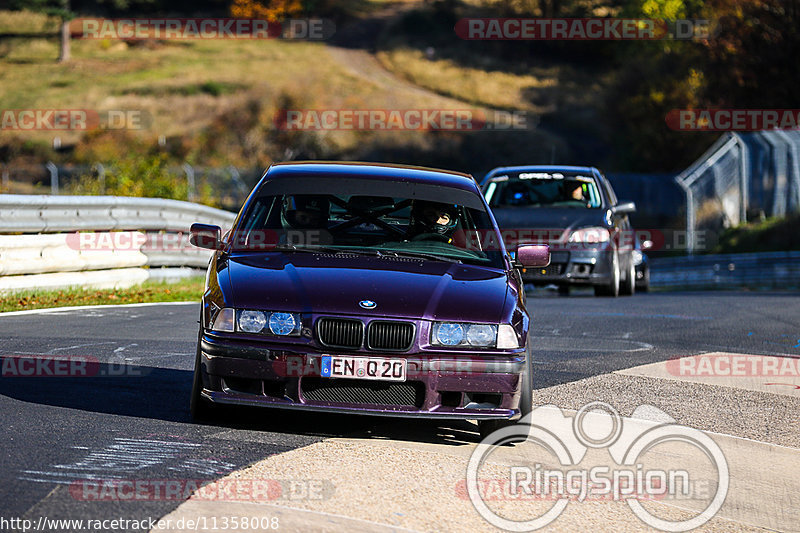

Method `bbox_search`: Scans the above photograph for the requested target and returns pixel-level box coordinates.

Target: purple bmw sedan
[189,162,549,438]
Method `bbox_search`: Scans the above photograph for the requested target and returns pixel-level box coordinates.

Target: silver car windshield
[485,172,602,208]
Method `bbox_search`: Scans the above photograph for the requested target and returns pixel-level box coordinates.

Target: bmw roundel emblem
[359,300,377,309]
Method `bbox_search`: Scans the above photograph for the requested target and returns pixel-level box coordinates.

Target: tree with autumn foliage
[700,0,799,109]
[605,0,800,170]
[230,0,304,21]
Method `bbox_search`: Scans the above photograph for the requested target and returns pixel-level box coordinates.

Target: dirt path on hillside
[325,1,478,108]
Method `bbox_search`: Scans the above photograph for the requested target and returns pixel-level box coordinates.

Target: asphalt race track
[1,292,799,532]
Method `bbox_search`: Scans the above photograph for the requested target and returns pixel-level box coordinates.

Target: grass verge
[712,214,800,254]
[0,277,204,313]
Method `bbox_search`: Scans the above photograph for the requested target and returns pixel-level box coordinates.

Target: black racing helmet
[409,200,459,238]
[281,195,330,229]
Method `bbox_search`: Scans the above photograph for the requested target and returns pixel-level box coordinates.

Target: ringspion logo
[467,402,729,531]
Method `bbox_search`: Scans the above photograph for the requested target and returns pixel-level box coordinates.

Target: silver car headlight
[568,227,610,243]
[238,310,267,333]
[431,322,499,348]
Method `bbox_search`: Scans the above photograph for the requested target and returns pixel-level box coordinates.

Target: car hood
[225,253,509,323]
[490,207,608,238]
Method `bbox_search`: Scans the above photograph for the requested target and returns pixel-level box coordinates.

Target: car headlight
[466,324,496,346]
[213,309,301,336]
[568,227,610,244]
[431,322,499,348]
[238,310,267,333]
[434,323,464,346]
[269,312,297,335]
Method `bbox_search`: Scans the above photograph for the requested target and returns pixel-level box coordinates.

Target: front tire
[478,345,533,441]
[594,252,620,297]
[190,333,216,422]
[620,258,635,296]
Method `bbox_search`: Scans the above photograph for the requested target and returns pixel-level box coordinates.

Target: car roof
[481,165,600,185]
[266,161,478,192]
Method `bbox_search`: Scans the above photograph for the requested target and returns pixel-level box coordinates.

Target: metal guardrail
[650,251,800,290]
[0,195,237,292]
[675,131,800,253]
[0,194,236,233]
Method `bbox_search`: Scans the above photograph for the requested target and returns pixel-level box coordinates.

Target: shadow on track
[0,358,484,445]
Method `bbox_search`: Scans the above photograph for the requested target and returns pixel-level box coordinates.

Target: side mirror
[190,223,223,250]
[612,201,636,215]
[516,244,550,268]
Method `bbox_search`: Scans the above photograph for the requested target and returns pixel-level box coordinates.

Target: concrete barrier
[0,194,236,292]
[650,251,800,290]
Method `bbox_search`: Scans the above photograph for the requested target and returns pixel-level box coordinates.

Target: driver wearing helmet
[407,200,459,242]
[281,195,330,229]
[280,195,332,245]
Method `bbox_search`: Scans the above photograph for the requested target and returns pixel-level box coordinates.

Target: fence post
[761,132,788,217]
[183,163,196,202]
[734,133,748,223]
[45,161,59,195]
[93,163,106,194]
[775,130,800,214]
[677,179,694,254]
[227,165,249,195]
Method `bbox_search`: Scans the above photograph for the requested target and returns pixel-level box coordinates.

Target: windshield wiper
[378,249,462,264]
[272,244,462,263]
[272,244,384,257]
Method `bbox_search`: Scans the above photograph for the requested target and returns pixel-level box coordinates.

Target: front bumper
[521,249,614,286]
[198,335,525,420]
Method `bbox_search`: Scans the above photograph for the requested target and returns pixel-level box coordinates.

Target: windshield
[484,171,602,209]
[233,179,505,268]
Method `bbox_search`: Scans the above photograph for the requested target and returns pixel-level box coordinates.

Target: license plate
[320,355,406,382]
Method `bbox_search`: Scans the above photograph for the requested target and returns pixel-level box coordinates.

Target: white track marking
[0,301,197,317]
